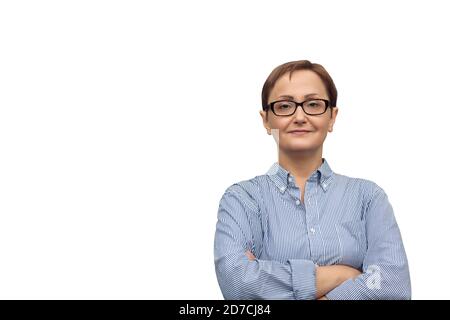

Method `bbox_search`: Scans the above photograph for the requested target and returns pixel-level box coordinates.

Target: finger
[245,250,256,260]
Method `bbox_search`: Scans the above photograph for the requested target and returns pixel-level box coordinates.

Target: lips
[289,130,311,133]
[288,130,311,134]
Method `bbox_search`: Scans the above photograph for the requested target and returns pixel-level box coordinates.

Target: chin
[281,142,317,153]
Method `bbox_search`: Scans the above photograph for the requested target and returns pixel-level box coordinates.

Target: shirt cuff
[288,259,316,300]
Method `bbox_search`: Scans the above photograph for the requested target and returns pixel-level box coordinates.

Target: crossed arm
[214,190,363,300]
[245,250,361,300]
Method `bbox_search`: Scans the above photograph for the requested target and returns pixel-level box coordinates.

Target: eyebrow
[277,93,320,100]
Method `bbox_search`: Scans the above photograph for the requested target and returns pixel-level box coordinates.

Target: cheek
[310,120,330,135]
[312,124,330,142]
[268,118,290,130]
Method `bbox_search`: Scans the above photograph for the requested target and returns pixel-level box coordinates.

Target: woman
[213,60,411,300]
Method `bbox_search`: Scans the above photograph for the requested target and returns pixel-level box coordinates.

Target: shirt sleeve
[326,187,411,300]
[214,186,317,300]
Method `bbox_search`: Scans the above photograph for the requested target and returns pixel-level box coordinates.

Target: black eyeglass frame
[265,98,333,116]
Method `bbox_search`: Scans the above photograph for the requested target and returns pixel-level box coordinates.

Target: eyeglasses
[265,99,331,116]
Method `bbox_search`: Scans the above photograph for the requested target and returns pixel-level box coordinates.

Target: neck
[278,147,323,180]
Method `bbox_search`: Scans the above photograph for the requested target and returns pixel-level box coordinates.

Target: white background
[0,0,448,299]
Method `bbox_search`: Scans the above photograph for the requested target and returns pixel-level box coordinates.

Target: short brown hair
[261,60,338,111]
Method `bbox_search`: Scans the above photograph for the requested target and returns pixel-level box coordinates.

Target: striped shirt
[214,158,411,300]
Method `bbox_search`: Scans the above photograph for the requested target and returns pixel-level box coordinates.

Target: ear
[259,110,271,135]
[328,107,339,132]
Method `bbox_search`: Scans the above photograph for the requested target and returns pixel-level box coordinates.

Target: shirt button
[310,227,316,234]
[280,186,285,191]
[295,200,301,205]
[288,177,293,182]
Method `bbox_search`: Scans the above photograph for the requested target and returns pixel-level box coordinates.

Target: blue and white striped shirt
[214,158,411,300]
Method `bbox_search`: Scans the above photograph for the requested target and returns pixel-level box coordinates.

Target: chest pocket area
[335,220,367,269]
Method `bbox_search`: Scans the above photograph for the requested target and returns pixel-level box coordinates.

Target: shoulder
[333,173,386,203]
[219,175,267,212]
[333,173,392,218]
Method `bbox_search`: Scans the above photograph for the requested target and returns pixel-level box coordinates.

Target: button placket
[305,182,320,262]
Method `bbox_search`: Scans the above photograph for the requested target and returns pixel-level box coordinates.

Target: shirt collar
[266,158,334,193]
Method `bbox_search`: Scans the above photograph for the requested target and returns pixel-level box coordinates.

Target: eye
[306,100,320,107]
[274,101,294,109]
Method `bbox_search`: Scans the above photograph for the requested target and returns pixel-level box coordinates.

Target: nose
[293,105,307,123]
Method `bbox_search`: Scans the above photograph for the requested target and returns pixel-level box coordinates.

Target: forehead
[269,69,328,100]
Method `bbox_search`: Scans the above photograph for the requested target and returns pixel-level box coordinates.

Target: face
[260,69,338,155]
